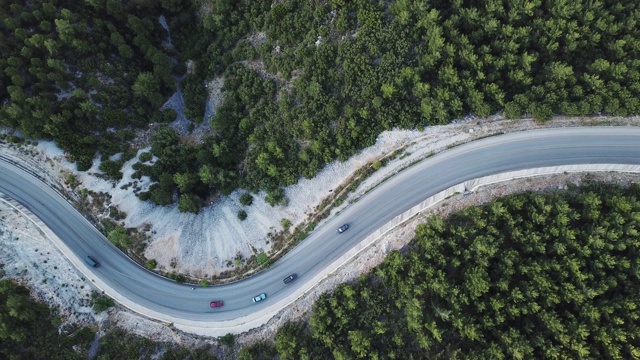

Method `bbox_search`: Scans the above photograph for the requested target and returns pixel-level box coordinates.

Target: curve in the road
[2,127,640,335]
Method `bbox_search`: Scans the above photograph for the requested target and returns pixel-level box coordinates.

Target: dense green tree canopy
[145,0,640,207]
[0,0,184,169]
[0,279,217,359]
[0,279,93,359]
[4,0,640,209]
[271,183,640,359]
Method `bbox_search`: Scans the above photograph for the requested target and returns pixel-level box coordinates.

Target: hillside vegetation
[0,279,94,359]
[270,183,640,359]
[143,0,640,212]
[0,0,195,168]
[3,1,640,212]
[0,278,217,359]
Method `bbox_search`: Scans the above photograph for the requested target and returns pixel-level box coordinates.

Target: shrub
[265,188,287,207]
[99,159,123,180]
[168,273,186,283]
[139,152,152,162]
[107,226,133,249]
[178,193,202,213]
[237,210,248,221]
[281,218,292,230]
[239,192,254,206]
[91,293,115,312]
[121,146,137,162]
[257,252,268,265]
[145,259,157,270]
[160,108,177,123]
[220,333,235,346]
[150,187,172,205]
[76,156,93,171]
[65,174,75,185]
[137,191,151,201]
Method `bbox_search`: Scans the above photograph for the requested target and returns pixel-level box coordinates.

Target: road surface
[1,127,640,329]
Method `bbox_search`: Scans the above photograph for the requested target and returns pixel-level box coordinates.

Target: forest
[267,183,640,359]
[0,0,194,169]
[0,278,217,359]
[3,1,640,212]
[134,0,640,212]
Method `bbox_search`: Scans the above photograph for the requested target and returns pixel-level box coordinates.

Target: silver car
[252,293,267,303]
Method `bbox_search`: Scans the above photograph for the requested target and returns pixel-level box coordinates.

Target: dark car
[210,300,224,308]
[84,256,99,268]
[283,274,297,284]
[337,224,350,233]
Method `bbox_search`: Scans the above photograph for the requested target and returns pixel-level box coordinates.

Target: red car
[210,300,224,308]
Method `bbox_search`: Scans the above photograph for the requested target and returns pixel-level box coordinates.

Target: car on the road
[85,256,99,267]
[210,300,224,308]
[337,224,350,233]
[252,293,267,303]
[283,274,297,284]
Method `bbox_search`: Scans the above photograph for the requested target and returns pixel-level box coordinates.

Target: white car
[252,293,267,303]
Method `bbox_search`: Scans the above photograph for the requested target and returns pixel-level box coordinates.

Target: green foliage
[132,72,164,108]
[0,279,94,359]
[151,0,640,204]
[101,219,118,234]
[96,329,156,359]
[239,192,254,206]
[265,188,287,207]
[237,210,248,221]
[256,252,268,265]
[107,226,133,249]
[145,259,157,270]
[220,333,235,346]
[182,74,207,122]
[280,218,292,230]
[0,0,179,167]
[200,1,270,75]
[149,186,173,205]
[178,193,202,213]
[174,172,199,194]
[99,159,123,180]
[144,126,216,210]
[139,151,153,163]
[237,341,277,360]
[98,326,218,359]
[199,279,209,287]
[160,347,218,360]
[276,184,640,359]
[168,273,186,284]
[65,173,76,185]
[151,127,181,164]
[8,0,640,212]
[159,108,177,123]
[76,156,94,171]
[275,321,327,360]
[91,292,115,313]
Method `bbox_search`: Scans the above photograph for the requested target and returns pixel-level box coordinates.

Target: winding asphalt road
[1,127,640,327]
